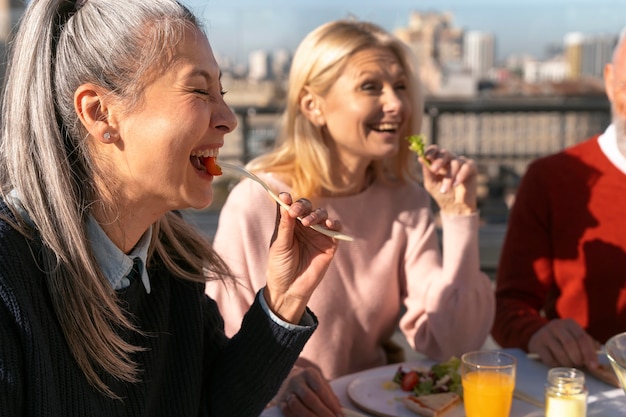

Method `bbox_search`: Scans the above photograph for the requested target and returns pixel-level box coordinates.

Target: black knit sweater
[0,201,316,417]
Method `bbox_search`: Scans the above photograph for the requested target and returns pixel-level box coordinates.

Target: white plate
[343,407,374,417]
[346,375,464,417]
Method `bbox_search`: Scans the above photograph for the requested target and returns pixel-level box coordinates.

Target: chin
[379,146,399,159]
[191,199,214,211]
[185,189,214,211]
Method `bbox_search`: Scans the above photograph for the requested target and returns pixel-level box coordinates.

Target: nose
[382,88,403,114]
[212,99,238,133]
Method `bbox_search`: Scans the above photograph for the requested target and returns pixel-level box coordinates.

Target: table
[261,348,626,417]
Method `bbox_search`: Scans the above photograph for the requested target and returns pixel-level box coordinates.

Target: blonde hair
[247,19,424,198]
[0,0,230,397]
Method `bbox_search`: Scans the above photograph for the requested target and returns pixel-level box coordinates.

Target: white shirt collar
[87,216,152,293]
[598,123,626,175]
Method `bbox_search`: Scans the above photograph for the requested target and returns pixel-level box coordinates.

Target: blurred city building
[393,11,466,95]
[247,49,271,81]
[271,48,291,80]
[464,31,496,79]
[564,32,617,80]
[523,56,570,83]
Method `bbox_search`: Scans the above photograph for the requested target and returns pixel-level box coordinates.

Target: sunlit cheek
[615,90,626,116]
[401,97,412,116]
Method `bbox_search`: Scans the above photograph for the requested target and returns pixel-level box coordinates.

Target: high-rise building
[272,48,291,80]
[523,57,570,83]
[564,32,617,80]
[581,35,616,78]
[564,32,584,79]
[393,11,464,95]
[248,49,271,82]
[464,31,495,79]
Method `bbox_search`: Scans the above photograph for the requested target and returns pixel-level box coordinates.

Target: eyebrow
[186,68,223,82]
[356,68,407,78]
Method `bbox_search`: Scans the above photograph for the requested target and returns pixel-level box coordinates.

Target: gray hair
[2,0,199,238]
[0,0,228,397]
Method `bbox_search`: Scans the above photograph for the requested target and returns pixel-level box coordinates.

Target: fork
[219,162,354,242]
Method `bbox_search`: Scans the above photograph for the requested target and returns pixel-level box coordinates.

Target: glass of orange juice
[461,350,516,417]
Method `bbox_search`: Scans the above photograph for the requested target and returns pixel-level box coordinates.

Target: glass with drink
[461,350,516,417]
[606,331,626,393]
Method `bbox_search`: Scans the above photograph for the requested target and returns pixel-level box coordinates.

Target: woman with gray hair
[0,1,343,416]
[207,19,494,416]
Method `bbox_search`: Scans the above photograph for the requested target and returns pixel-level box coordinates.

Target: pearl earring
[103,132,111,140]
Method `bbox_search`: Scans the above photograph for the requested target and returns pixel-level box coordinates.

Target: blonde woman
[207,20,494,416]
[0,1,342,416]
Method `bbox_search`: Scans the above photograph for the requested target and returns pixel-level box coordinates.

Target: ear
[605,63,626,118]
[299,89,326,127]
[605,63,615,103]
[74,83,118,143]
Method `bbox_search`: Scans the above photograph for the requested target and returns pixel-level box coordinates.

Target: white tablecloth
[261,348,626,417]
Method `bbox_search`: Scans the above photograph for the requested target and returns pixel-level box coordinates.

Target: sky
[181,0,626,64]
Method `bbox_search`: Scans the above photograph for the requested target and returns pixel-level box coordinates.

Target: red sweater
[493,135,626,350]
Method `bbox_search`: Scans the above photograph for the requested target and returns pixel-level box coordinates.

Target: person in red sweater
[492,28,626,371]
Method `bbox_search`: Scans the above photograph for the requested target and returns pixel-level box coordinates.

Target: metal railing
[231,95,611,170]
[423,95,610,167]
[227,95,610,220]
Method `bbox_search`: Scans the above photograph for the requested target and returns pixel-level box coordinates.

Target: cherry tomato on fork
[204,157,222,176]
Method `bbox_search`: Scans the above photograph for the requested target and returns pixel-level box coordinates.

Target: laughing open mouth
[371,122,400,133]
[190,149,222,175]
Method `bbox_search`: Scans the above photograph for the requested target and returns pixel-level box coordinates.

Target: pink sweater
[206,173,494,379]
